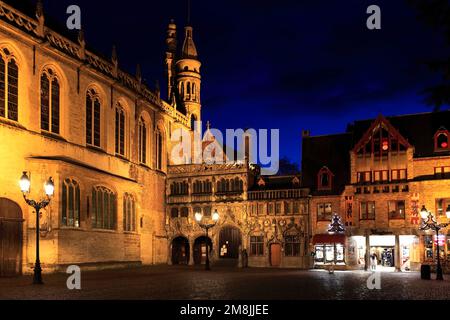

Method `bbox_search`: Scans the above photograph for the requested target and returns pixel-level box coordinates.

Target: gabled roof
[302,133,352,196]
[352,114,412,153]
[348,110,450,158]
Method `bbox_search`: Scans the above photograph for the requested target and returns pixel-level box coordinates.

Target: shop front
[313,234,346,267]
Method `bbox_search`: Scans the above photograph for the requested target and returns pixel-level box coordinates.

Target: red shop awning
[313,234,346,245]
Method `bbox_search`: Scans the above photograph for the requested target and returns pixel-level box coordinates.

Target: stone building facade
[0,0,202,275]
[166,163,311,269]
[303,112,450,272]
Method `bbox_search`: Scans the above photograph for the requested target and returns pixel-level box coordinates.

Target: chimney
[302,130,310,138]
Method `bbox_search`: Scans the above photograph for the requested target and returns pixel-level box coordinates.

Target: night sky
[19,0,449,166]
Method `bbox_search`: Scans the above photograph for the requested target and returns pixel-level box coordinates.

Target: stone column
[189,239,194,266]
[365,232,370,271]
[395,234,401,272]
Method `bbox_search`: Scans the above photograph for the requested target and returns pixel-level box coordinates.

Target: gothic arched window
[61,179,80,228]
[115,103,126,156]
[138,117,147,164]
[0,48,18,121]
[155,128,163,170]
[40,68,60,134]
[123,193,136,232]
[92,186,116,230]
[86,89,101,147]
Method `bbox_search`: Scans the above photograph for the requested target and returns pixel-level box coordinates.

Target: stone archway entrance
[193,236,212,265]
[0,198,23,277]
[219,226,242,260]
[171,236,190,265]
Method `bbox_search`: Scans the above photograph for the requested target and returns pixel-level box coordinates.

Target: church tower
[165,19,177,102]
[175,25,202,127]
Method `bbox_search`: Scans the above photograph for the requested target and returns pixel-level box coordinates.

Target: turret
[165,19,177,101]
[175,25,202,128]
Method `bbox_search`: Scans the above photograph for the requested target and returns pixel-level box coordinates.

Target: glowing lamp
[441,141,448,149]
[446,205,450,219]
[44,177,55,197]
[382,139,389,151]
[195,212,203,222]
[420,206,429,220]
[212,210,220,222]
[19,172,31,193]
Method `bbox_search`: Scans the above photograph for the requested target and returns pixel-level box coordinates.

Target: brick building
[303,112,450,272]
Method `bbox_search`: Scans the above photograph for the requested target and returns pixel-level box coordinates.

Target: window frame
[250,236,264,256]
[388,200,406,220]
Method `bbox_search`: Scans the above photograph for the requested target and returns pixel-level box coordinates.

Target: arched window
[435,128,450,152]
[86,89,101,147]
[61,179,80,228]
[155,128,163,170]
[0,48,18,121]
[138,117,147,164]
[192,83,196,101]
[40,68,60,134]
[123,193,136,232]
[186,82,191,100]
[91,186,116,230]
[115,103,126,156]
[318,167,333,191]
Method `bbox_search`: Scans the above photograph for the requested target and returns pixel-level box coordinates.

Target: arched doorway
[219,226,242,259]
[193,236,212,265]
[171,237,190,265]
[0,198,23,277]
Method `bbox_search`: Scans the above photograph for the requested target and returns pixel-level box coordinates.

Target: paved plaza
[0,266,449,300]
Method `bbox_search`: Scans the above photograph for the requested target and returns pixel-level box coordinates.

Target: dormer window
[318,167,333,191]
[435,128,450,152]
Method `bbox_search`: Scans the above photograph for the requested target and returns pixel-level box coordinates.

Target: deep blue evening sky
[18,0,448,166]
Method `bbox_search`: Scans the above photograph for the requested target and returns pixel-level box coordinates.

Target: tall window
[250,236,264,256]
[115,104,125,156]
[284,234,301,257]
[360,201,375,220]
[86,89,101,147]
[92,186,116,230]
[0,48,18,121]
[436,199,450,216]
[317,203,332,221]
[123,193,136,232]
[61,179,80,228]
[388,200,405,220]
[40,69,60,134]
[155,128,163,170]
[138,117,147,164]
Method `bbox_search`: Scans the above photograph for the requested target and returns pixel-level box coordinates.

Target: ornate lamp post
[19,172,54,285]
[420,205,450,281]
[195,209,219,271]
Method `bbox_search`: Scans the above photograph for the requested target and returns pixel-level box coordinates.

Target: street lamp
[195,209,219,271]
[19,172,54,284]
[419,205,450,281]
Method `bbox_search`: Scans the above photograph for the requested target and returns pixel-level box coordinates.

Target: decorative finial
[155,80,160,99]
[78,28,86,61]
[136,64,142,83]
[111,45,118,77]
[35,0,45,38]
[206,121,211,131]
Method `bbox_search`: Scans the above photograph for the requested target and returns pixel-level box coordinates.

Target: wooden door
[270,244,282,267]
[0,199,23,277]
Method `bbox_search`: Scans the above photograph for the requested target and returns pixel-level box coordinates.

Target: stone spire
[35,0,45,38]
[181,26,198,60]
